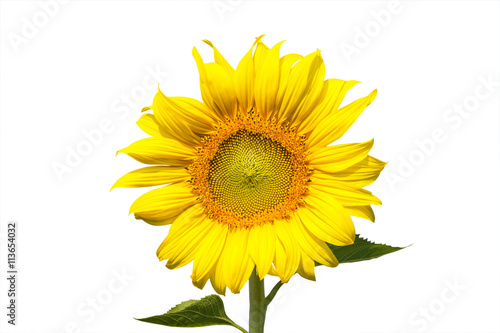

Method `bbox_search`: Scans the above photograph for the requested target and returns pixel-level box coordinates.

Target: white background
[1,1,499,333]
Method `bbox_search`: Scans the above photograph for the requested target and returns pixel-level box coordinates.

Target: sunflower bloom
[113,37,386,295]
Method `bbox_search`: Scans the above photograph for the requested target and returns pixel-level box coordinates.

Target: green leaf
[136,295,248,332]
[318,234,406,265]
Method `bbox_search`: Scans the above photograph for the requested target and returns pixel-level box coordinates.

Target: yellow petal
[308,89,377,147]
[299,196,355,246]
[202,39,235,76]
[156,208,211,269]
[111,166,189,190]
[298,79,359,134]
[206,63,237,119]
[312,155,387,188]
[192,267,214,290]
[275,53,303,113]
[253,38,270,76]
[136,114,167,137]
[254,41,284,118]
[152,91,199,146]
[297,252,316,281]
[166,204,204,236]
[152,90,214,145]
[267,264,279,277]
[166,218,213,269]
[278,50,324,125]
[136,196,198,227]
[274,219,300,283]
[134,194,198,226]
[173,96,219,125]
[193,47,237,119]
[289,52,325,127]
[222,229,255,294]
[235,45,256,113]
[210,257,227,296]
[156,205,203,260]
[117,137,195,166]
[129,183,196,222]
[309,139,374,173]
[345,205,375,222]
[192,222,228,284]
[289,214,338,267]
[248,223,276,280]
[192,47,220,119]
[137,213,181,226]
[309,183,382,207]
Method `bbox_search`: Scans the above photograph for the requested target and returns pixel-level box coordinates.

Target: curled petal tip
[253,34,265,47]
[202,39,214,48]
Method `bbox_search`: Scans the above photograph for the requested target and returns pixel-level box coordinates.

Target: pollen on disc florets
[188,110,311,229]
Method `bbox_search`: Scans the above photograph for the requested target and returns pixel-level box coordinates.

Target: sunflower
[112,36,385,295]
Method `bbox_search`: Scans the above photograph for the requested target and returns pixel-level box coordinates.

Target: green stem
[249,269,266,333]
[264,281,283,307]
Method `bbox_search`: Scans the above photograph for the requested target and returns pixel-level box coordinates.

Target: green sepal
[136,295,248,332]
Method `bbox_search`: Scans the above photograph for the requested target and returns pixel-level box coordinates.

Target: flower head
[113,36,386,295]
